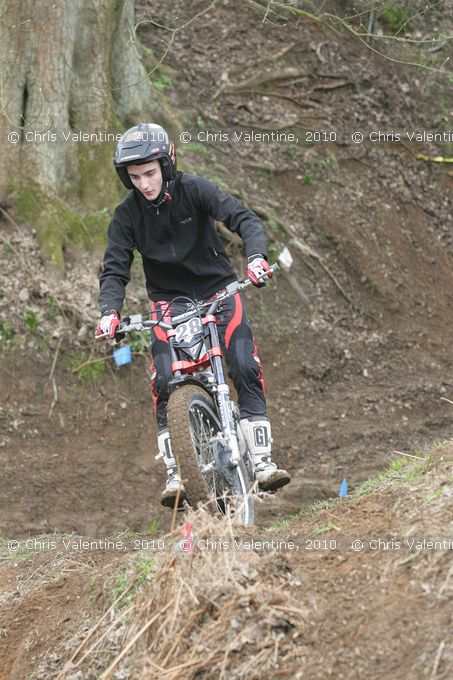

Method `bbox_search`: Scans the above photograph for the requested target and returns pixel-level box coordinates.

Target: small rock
[18,288,29,302]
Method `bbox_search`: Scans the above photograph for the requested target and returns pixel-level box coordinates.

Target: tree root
[309,80,355,92]
[254,207,356,308]
[228,88,330,113]
[290,237,355,307]
[213,67,309,100]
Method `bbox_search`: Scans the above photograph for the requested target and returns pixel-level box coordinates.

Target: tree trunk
[0,0,179,269]
[0,0,177,203]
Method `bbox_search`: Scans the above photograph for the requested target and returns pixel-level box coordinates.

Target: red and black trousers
[150,293,266,430]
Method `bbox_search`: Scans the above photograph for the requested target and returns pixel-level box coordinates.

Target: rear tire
[167,385,254,525]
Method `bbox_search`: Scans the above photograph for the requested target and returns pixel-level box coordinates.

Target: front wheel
[167,385,254,525]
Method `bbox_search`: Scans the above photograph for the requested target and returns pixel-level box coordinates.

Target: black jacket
[99,171,267,313]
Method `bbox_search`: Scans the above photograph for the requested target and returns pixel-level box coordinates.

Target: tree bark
[0,0,175,203]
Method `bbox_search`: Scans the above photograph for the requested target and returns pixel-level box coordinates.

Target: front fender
[168,374,212,397]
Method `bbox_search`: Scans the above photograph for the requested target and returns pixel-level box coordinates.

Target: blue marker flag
[113,345,132,367]
[339,478,348,497]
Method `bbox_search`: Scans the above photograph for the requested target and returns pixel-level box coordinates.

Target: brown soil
[1,0,453,677]
[0,442,452,679]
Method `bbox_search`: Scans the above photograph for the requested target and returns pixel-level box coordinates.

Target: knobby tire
[167,384,254,525]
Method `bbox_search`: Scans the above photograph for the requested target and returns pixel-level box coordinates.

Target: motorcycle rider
[97,123,290,507]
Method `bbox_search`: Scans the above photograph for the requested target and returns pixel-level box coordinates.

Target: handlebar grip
[114,330,126,343]
[239,261,279,285]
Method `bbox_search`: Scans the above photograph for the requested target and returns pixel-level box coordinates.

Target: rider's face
[127,160,163,200]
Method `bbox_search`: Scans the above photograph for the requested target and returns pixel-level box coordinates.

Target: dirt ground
[0,441,452,679]
[0,0,452,677]
[1,0,452,538]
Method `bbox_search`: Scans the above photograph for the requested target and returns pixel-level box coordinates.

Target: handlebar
[95,262,279,339]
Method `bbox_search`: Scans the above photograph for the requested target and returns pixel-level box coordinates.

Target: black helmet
[114,123,177,189]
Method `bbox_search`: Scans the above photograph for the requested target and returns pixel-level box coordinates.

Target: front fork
[207,320,241,467]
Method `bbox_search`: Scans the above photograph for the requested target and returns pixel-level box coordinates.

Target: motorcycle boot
[156,429,187,508]
[239,417,291,492]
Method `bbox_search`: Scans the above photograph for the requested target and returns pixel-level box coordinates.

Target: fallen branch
[158,652,224,679]
[230,88,329,111]
[214,67,309,99]
[430,639,445,679]
[309,79,355,92]
[242,159,289,173]
[48,378,58,419]
[239,200,353,306]
[156,606,207,665]
[291,237,355,307]
[367,9,375,41]
[47,336,62,387]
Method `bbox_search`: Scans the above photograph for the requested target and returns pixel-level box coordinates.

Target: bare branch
[246,0,453,77]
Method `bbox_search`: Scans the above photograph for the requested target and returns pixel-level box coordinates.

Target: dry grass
[60,505,306,679]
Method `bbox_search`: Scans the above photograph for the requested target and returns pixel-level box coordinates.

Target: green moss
[15,180,110,272]
[76,141,122,210]
[81,211,109,247]
[137,42,176,79]
[138,42,157,70]
[16,182,80,270]
[267,241,281,262]
[379,2,410,34]
[153,73,173,93]
[181,142,211,158]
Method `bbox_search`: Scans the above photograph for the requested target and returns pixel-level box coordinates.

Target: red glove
[96,310,120,339]
[247,255,272,287]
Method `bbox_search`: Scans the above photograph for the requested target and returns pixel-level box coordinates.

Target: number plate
[174,316,203,344]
